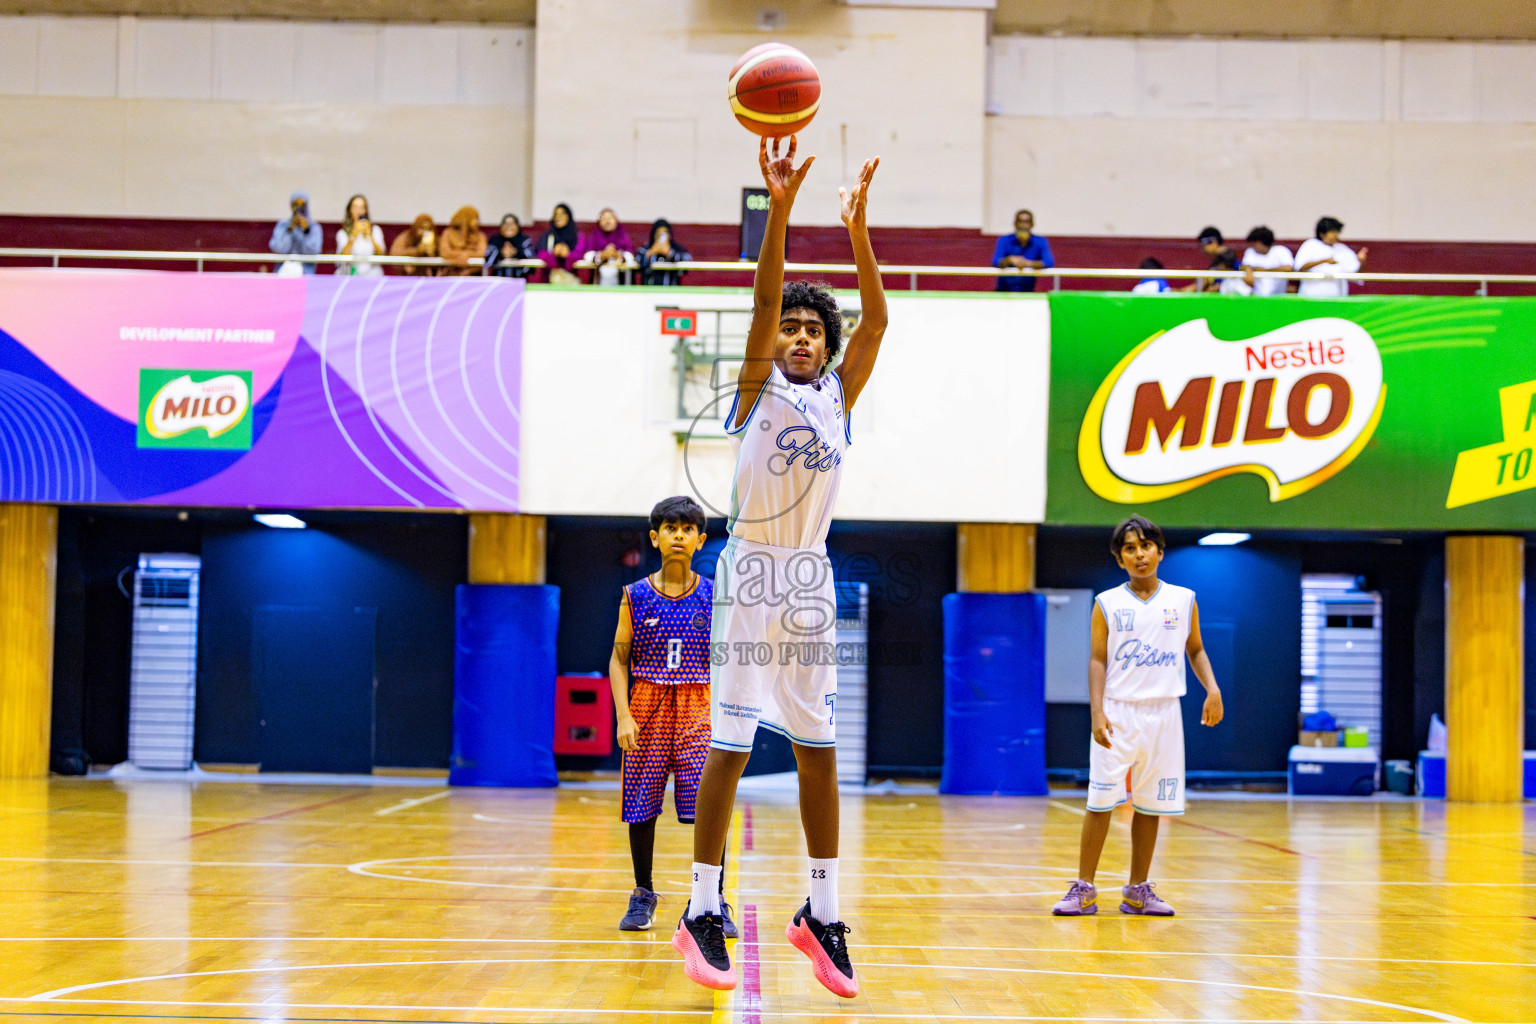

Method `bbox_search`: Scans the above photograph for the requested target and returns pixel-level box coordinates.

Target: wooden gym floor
[0,776,1532,1024]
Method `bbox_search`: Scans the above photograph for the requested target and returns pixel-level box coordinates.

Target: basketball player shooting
[671,135,885,1000]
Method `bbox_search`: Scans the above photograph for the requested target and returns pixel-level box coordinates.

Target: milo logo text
[137,369,254,450]
[1079,318,1385,503]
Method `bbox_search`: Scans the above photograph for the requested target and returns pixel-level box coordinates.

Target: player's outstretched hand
[1201,689,1224,727]
[760,135,814,206]
[1091,714,1115,750]
[839,156,879,231]
[616,714,639,751]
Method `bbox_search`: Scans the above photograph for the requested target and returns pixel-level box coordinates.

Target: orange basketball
[727,42,820,138]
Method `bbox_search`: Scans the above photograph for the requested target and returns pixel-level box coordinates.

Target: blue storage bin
[1422,751,1536,798]
[1288,745,1378,796]
[1418,750,1444,797]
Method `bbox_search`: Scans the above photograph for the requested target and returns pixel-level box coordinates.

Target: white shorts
[709,536,838,750]
[1087,697,1185,815]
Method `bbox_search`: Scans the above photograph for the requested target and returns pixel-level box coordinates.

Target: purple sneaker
[1051,880,1098,916]
[1120,881,1175,916]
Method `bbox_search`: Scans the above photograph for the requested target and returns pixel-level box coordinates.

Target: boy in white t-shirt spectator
[1294,217,1368,297]
[1240,226,1294,297]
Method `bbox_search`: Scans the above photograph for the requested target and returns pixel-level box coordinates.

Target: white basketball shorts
[709,536,838,751]
[1086,696,1186,815]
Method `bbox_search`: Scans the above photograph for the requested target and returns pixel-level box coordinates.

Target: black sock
[629,818,657,892]
[719,829,728,895]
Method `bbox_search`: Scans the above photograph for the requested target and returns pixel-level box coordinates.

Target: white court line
[375,790,451,816]
[1048,800,1086,816]
[0,1001,1440,1023]
[2,853,1531,887]
[0,857,349,869]
[2,936,1533,970]
[348,858,1061,898]
[19,956,1468,1023]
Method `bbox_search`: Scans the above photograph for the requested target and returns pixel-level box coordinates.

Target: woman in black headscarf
[636,218,693,286]
[536,203,580,282]
[486,213,536,278]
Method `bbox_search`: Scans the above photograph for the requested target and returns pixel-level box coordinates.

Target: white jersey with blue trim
[1096,581,1195,702]
[725,364,850,551]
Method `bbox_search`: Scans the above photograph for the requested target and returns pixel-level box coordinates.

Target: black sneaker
[721,900,740,940]
[671,902,737,990]
[619,886,658,931]
[785,899,858,998]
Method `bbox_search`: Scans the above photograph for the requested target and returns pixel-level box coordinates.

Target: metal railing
[0,247,1532,294]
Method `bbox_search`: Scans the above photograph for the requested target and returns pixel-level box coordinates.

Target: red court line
[743,803,754,851]
[740,904,761,1024]
[1171,817,1311,857]
[183,792,373,840]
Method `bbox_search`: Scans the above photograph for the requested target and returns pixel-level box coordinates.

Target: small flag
[660,310,698,336]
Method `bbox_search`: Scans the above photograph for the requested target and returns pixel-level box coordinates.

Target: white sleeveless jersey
[1096,581,1195,702]
[725,365,850,551]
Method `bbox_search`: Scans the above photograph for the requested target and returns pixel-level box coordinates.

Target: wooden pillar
[1444,535,1525,803]
[0,504,58,779]
[957,523,1036,593]
[468,513,547,585]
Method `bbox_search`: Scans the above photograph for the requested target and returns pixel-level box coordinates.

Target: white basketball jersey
[725,365,849,551]
[1096,581,1195,702]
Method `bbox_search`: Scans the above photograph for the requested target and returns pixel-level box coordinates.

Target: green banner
[1046,293,1536,529]
[137,368,254,451]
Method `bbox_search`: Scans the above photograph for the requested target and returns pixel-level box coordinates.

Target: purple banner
[0,271,523,511]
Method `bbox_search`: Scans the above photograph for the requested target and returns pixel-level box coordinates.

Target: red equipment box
[553,674,614,756]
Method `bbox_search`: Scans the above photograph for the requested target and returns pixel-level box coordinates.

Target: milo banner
[0,270,523,510]
[1047,293,1536,529]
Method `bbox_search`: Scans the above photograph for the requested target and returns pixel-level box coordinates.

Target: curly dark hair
[781,280,844,365]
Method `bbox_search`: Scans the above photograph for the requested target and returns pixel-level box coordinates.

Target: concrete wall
[0,15,534,222]
[530,0,987,229]
[5,10,1536,243]
[986,36,1536,241]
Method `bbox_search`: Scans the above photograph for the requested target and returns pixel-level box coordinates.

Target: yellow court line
[711,806,744,1024]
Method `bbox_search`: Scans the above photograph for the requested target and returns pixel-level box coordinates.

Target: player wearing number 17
[1052,515,1225,918]
[672,135,886,1001]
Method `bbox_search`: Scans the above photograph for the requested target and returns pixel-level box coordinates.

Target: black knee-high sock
[629,818,657,891]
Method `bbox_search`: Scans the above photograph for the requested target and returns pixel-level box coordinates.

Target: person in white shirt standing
[1240,226,1294,296]
[1052,516,1224,918]
[1294,217,1368,297]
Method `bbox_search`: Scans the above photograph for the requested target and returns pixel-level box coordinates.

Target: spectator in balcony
[1240,226,1294,297]
[269,191,323,275]
[580,207,637,285]
[1197,226,1231,261]
[1294,217,1367,297]
[1178,226,1232,291]
[636,219,693,286]
[1130,257,1171,294]
[1210,250,1255,295]
[438,206,488,276]
[486,214,536,278]
[536,203,581,283]
[993,208,1055,292]
[389,214,438,275]
[336,194,387,277]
